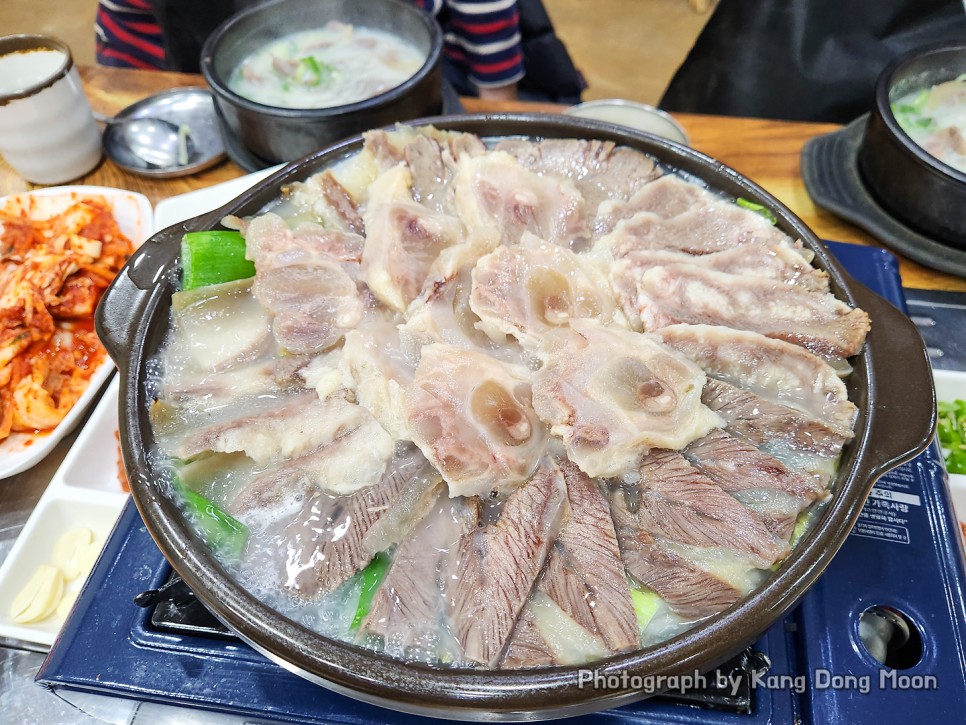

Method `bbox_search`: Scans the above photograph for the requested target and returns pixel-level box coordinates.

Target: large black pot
[858,42,966,247]
[201,0,443,165]
[97,114,935,720]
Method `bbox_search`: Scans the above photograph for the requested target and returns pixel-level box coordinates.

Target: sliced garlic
[10,564,65,624]
[51,527,95,580]
[55,588,80,621]
[73,543,101,580]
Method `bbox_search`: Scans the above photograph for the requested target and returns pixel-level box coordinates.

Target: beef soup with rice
[147,125,870,669]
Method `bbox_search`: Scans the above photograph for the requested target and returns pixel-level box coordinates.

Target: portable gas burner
[37,244,966,724]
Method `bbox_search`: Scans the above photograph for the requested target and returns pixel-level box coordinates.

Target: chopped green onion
[171,475,249,559]
[630,586,662,630]
[181,231,255,291]
[736,197,778,225]
[294,56,335,87]
[350,552,392,631]
[790,508,818,548]
[295,56,322,86]
[909,89,930,111]
[892,104,919,116]
[938,399,966,474]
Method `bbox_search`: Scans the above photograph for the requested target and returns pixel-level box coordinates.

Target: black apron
[659,0,966,123]
[149,0,256,73]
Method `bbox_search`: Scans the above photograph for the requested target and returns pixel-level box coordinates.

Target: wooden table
[2,64,964,293]
[0,66,961,720]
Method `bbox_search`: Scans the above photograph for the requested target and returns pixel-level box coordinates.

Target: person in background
[95,0,583,103]
[411,0,524,100]
[659,0,966,124]
[95,0,166,70]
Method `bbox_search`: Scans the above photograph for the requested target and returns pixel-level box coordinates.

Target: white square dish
[153,165,281,231]
[0,493,126,646]
[52,376,126,494]
[934,368,966,530]
[0,375,127,646]
[0,186,152,479]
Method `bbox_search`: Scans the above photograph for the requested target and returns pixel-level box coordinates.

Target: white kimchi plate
[0,187,152,480]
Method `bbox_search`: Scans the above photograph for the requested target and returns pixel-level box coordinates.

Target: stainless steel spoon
[94,112,195,169]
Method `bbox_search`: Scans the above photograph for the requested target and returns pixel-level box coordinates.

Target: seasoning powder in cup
[0,35,102,184]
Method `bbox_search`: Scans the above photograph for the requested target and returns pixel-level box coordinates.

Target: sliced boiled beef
[612,242,828,303]
[594,174,717,236]
[500,606,557,669]
[684,428,828,540]
[499,461,638,668]
[538,461,638,652]
[239,450,440,600]
[175,393,367,466]
[243,212,364,354]
[611,498,742,620]
[403,131,486,215]
[702,378,853,458]
[243,211,363,278]
[446,460,568,667]
[453,150,590,249]
[362,164,464,313]
[399,265,525,367]
[469,233,623,349]
[595,200,796,258]
[531,319,722,478]
[494,137,661,220]
[636,264,871,359]
[630,449,788,568]
[656,324,857,434]
[407,343,548,498]
[360,492,479,662]
[309,171,365,235]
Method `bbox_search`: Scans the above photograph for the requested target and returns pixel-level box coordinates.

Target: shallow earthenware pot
[858,42,966,247]
[97,114,935,720]
[201,0,442,164]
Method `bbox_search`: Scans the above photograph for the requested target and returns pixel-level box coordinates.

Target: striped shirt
[94,0,525,90]
[413,0,525,89]
[95,0,166,70]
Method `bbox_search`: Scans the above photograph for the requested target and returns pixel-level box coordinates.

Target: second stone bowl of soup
[858,42,966,247]
[201,0,442,165]
[97,115,936,720]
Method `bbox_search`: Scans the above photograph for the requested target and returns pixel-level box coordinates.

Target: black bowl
[97,114,935,720]
[201,0,442,164]
[858,43,966,247]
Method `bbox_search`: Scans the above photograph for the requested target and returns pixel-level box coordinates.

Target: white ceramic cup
[0,35,103,184]
[565,99,690,146]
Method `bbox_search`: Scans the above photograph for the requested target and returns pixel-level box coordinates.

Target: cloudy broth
[892,77,966,174]
[149,128,864,670]
[228,22,425,109]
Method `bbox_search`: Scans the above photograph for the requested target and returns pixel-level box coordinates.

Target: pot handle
[849,282,936,480]
[95,222,185,367]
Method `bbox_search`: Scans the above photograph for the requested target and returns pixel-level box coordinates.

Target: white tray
[0,377,127,646]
